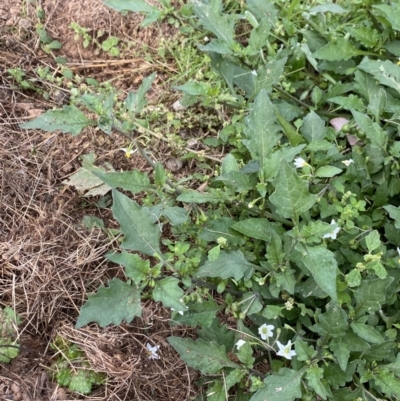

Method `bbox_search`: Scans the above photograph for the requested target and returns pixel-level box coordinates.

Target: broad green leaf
[313,38,362,61]
[358,58,400,94]
[106,252,150,283]
[167,337,240,374]
[177,189,230,204]
[373,369,400,398]
[237,341,255,367]
[112,190,161,257]
[351,322,385,344]
[353,70,380,103]
[274,109,304,146]
[267,230,284,267]
[365,230,381,253]
[250,369,303,401]
[231,218,271,241]
[306,366,327,400]
[207,381,226,401]
[221,153,239,174]
[274,269,296,294]
[243,90,282,172]
[248,17,272,50]
[295,338,317,362]
[195,250,256,281]
[226,370,247,391]
[262,304,284,319]
[246,0,277,24]
[383,354,400,376]
[20,105,94,136]
[309,4,347,14]
[125,72,156,113]
[76,278,141,328]
[300,220,332,244]
[330,338,350,371]
[153,277,187,312]
[346,26,380,49]
[328,94,365,112]
[254,58,287,95]
[365,341,395,362]
[198,39,233,55]
[354,277,393,317]
[161,206,189,226]
[383,205,400,229]
[192,0,236,47]
[198,318,235,350]
[351,110,387,150]
[93,170,152,194]
[174,300,221,328]
[270,162,318,219]
[315,304,348,338]
[315,166,342,178]
[303,246,338,302]
[373,4,400,31]
[104,0,156,13]
[368,88,387,122]
[300,111,325,143]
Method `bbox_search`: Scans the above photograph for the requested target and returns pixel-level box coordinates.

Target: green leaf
[237,341,255,367]
[20,105,94,136]
[124,72,156,113]
[104,0,156,13]
[174,300,221,328]
[76,278,141,328]
[198,318,235,350]
[303,246,338,302]
[329,338,350,371]
[207,381,226,401]
[300,111,325,143]
[365,230,381,253]
[309,4,347,14]
[198,39,233,55]
[328,94,365,112]
[112,189,161,257]
[106,252,150,283]
[221,153,239,174]
[195,250,256,281]
[373,369,400,398]
[243,90,282,172]
[270,162,318,219]
[373,4,400,31]
[351,322,385,344]
[153,277,187,312]
[351,110,387,150]
[192,0,236,47]
[315,166,343,178]
[313,38,362,61]
[315,304,348,338]
[250,369,303,401]
[346,26,380,49]
[383,205,400,229]
[93,170,152,194]
[295,338,317,362]
[231,218,271,241]
[306,365,327,400]
[167,337,240,374]
[177,189,230,204]
[358,58,400,94]
[274,109,304,146]
[300,220,332,244]
[161,206,188,226]
[254,58,287,95]
[246,0,277,24]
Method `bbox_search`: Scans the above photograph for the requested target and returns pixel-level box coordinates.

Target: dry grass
[0,0,200,399]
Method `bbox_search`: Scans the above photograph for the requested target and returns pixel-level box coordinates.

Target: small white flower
[235,339,246,350]
[258,324,274,340]
[171,308,184,316]
[276,340,296,360]
[251,70,258,76]
[294,157,307,169]
[397,247,400,257]
[146,343,160,360]
[323,219,340,240]
[342,159,354,167]
[204,36,209,42]
[120,148,137,158]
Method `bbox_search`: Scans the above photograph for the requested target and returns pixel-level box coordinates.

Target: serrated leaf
[374,369,400,398]
[270,162,318,219]
[243,90,281,172]
[112,189,161,256]
[306,365,327,400]
[373,4,400,31]
[315,304,348,338]
[315,166,343,178]
[198,318,235,349]
[153,277,187,312]
[351,322,385,344]
[330,338,350,371]
[93,170,152,194]
[106,252,150,283]
[231,218,271,241]
[250,369,303,401]
[351,110,387,150]
[174,300,221,328]
[195,250,256,281]
[300,111,325,143]
[104,0,156,13]
[303,246,338,302]
[346,26,379,49]
[328,95,365,112]
[20,105,94,136]
[125,72,156,113]
[192,0,236,47]
[167,337,240,374]
[300,220,332,243]
[313,38,362,61]
[76,278,141,328]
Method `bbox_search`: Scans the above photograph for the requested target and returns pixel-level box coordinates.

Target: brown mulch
[0,0,201,399]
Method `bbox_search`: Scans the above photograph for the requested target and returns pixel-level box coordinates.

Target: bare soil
[0,0,201,399]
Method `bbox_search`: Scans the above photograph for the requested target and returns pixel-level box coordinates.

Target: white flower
[171,308,184,316]
[120,148,137,158]
[251,70,258,76]
[294,157,307,169]
[258,324,274,340]
[323,219,340,240]
[146,343,160,360]
[276,340,296,360]
[235,339,246,350]
[397,247,400,257]
[342,159,354,167]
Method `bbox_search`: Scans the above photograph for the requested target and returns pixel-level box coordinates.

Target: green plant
[0,307,21,363]
[21,0,400,400]
[49,336,105,395]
